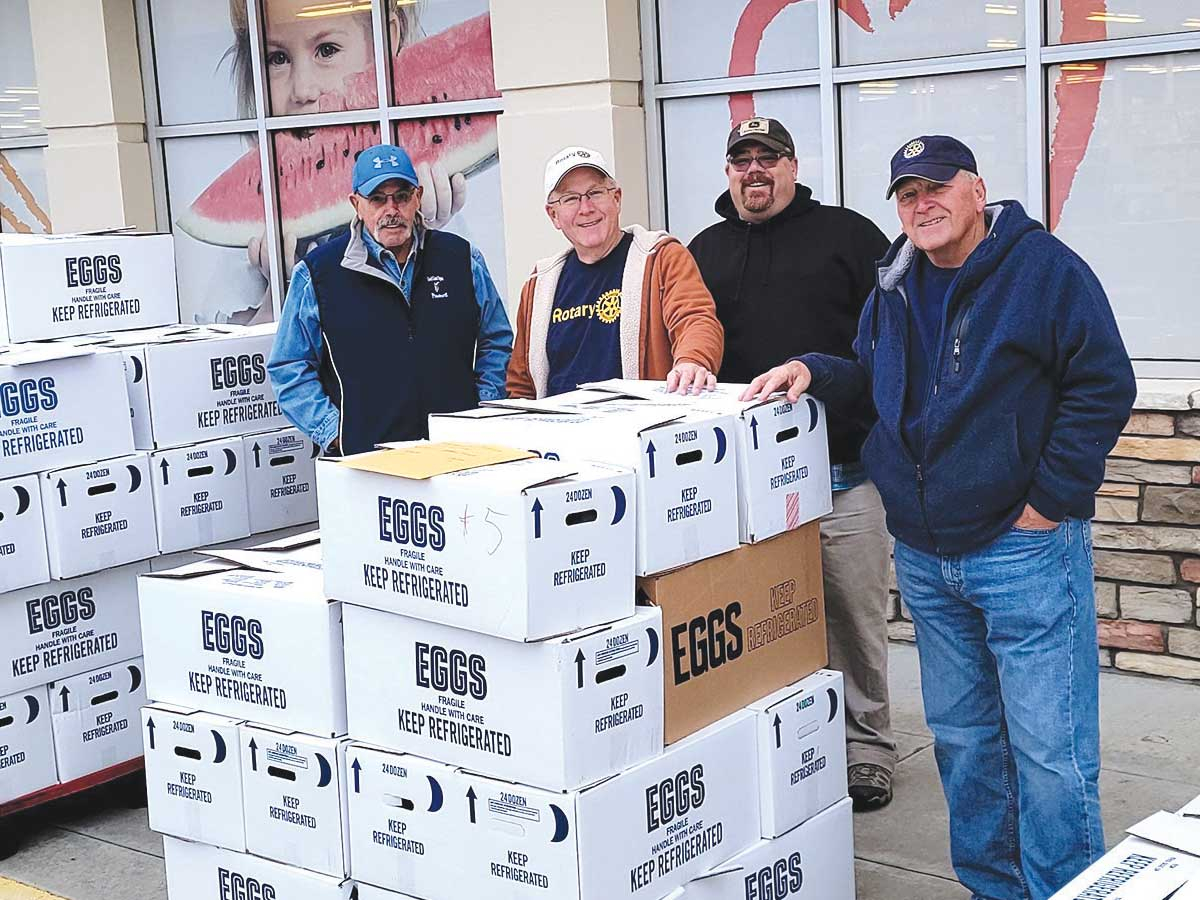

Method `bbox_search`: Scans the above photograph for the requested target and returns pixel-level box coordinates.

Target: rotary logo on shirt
[551,288,622,325]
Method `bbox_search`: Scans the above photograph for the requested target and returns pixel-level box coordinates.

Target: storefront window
[388,0,499,106]
[0,147,50,234]
[840,69,1027,236]
[1049,51,1200,358]
[262,0,380,116]
[662,88,822,244]
[1049,0,1200,44]
[149,0,253,124]
[0,0,43,140]
[657,0,819,84]
[837,0,1025,66]
[164,134,271,325]
[393,115,506,290]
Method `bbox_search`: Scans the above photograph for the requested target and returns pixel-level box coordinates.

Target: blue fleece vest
[308,228,479,454]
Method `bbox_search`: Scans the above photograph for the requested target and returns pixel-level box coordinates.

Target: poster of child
[155,0,503,325]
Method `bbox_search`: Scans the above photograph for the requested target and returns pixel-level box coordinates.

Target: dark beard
[741,184,774,211]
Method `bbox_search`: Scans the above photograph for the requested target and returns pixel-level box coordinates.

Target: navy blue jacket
[799,200,1136,555]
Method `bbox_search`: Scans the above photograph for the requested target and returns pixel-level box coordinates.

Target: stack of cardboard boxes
[133,371,856,898]
[0,232,318,813]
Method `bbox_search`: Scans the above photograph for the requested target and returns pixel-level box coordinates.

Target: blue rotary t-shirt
[546,233,633,397]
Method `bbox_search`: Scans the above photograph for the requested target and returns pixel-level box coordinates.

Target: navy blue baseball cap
[886,135,977,198]
[353,144,419,196]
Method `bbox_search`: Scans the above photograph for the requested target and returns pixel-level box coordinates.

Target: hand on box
[666,362,716,396]
[741,360,811,404]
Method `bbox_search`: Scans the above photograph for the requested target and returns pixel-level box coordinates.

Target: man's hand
[325,437,341,456]
[1014,503,1059,531]
[741,360,811,403]
[667,362,716,395]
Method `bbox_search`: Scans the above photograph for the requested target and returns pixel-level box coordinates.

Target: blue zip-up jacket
[798,200,1136,555]
[268,220,512,451]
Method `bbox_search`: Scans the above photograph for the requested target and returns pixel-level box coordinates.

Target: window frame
[640,0,1200,372]
[0,0,49,234]
[134,0,505,321]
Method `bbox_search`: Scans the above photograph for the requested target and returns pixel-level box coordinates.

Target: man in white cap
[506,146,723,398]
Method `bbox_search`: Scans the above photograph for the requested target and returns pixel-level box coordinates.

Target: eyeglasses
[548,186,617,210]
[727,152,789,172]
[365,188,416,207]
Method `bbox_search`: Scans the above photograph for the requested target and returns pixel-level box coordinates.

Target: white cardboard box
[0,561,147,696]
[242,428,319,534]
[356,886,420,900]
[429,402,740,575]
[240,723,350,878]
[1050,836,1200,899]
[138,560,345,736]
[682,797,855,900]
[454,709,760,900]
[50,656,146,783]
[0,344,134,479]
[0,232,179,344]
[162,835,353,900]
[0,686,58,805]
[319,445,636,641]
[748,669,848,838]
[142,703,246,852]
[581,381,833,543]
[40,452,159,578]
[151,437,250,552]
[345,742,465,898]
[141,325,288,449]
[0,473,50,593]
[343,602,663,792]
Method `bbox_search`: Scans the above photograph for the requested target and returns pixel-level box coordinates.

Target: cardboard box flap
[194,548,317,573]
[581,378,796,413]
[559,607,657,645]
[432,406,526,421]
[1179,794,1200,817]
[0,343,97,366]
[142,559,240,579]
[335,442,534,480]
[481,388,622,413]
[1129,811,1200,857]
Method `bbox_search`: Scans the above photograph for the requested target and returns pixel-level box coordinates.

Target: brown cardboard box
[637,522,827,743]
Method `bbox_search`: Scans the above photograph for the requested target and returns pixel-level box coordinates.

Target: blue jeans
[894,518,1104,900]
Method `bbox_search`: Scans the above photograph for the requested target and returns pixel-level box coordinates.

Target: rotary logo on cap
[903,140,925,159]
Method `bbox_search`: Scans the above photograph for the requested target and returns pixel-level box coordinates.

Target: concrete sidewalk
[3,643,1198,900]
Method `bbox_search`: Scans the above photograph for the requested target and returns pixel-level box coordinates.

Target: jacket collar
[877,202,1008,293]
[531,224,673,278]
[342,217,425,282]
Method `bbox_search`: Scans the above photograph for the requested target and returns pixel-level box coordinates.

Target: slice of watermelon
[177,14,500,248]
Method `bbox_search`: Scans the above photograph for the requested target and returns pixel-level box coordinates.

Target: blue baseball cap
[353,144,419,196]
[886,135,977,199]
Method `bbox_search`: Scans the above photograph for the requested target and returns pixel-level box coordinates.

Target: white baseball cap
[544,146,614,198]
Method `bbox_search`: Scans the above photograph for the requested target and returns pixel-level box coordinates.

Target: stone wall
[887,380,1200,681]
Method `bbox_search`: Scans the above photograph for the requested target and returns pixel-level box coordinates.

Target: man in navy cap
[269,143,512,455]
[743,135,1135,899]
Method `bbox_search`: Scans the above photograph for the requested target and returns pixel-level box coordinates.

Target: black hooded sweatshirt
[688,184,889,467]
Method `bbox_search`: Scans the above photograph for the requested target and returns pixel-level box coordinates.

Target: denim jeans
[894,518,1104,900]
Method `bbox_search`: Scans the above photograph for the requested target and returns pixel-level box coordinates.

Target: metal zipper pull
[953,338,962,373]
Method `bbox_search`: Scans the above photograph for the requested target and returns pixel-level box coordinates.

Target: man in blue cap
[269,143,512,455]
[743,135,1136,899]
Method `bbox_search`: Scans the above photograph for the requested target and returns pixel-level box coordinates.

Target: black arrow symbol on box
[575,649,585,689]
[646,440,657,478]
[160,459,170,486]
[750,416,760,450]
[249,737,258,771]
[531,498,543,539]
[60,686,70,712]
[773,713,782,749]
[351,757,361,794]
[56,478,67,507]
[147,716,156,750]
[466,787,477,824]
[253,443,262,468]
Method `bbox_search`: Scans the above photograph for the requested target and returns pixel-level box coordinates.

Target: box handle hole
[267,766,297,781]
[187,466,214,477]
[90,690,118,706]
[776,426,800,443]
[269,455,295,467]
[174,746,202,761]
[596,665,626,684]
[675,450,703,465]
[565,510,597,526]
[87,483,117,496]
